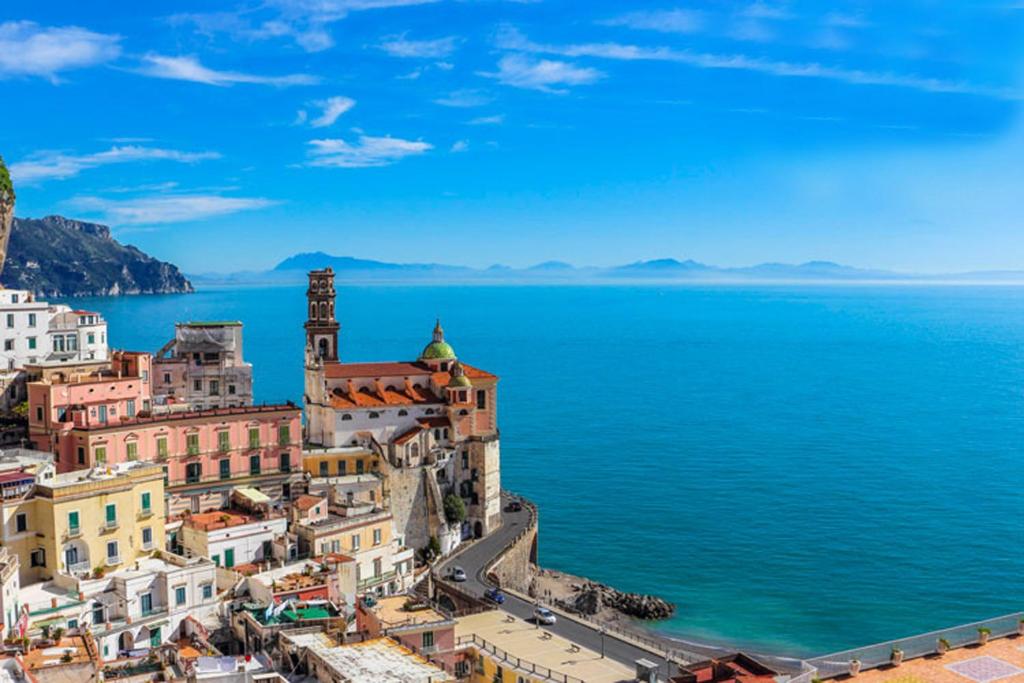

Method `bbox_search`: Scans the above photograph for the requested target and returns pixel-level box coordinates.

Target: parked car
[450,566,467,582]
[507,500,523,512]
[484,588,506,604]
[534,607,557,625]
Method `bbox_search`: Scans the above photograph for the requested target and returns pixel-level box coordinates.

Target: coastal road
[437,493,683,679]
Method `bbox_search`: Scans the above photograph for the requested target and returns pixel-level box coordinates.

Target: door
[224,547,235,568]
[140,593,152,615]
[65,546,78,570]
[150,627,161,648]
[98,405,108,423]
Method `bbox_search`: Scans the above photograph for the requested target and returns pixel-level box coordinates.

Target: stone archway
[118,631,134,653]
[437,595,456,613]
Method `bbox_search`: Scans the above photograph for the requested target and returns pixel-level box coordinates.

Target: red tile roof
[184,510,254,531]
[392,425,422,445]
[417,416,450,429]
[329,380,442,409]
[294,495,324,511]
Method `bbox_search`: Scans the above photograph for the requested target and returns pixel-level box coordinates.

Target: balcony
[105,555,121,566]
[67,560,91,575]
[65,526,82,540]
[138,508,153,519]
[357,569,397,590]
[101,520,119,532]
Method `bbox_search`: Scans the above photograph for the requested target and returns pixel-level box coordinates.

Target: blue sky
[1,1,1023,273]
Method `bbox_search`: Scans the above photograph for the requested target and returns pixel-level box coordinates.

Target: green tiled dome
[421,340,456,360]
[447,372,472,388]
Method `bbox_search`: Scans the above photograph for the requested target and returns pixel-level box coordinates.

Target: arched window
[368,412,380,419]
[433,429,441,440]
[424,408,434,415]
[341,414,353,421]
[443,428,449,439]
[459,409,469,416]
[309,303,317,319]
[398,409,408,417]
[319,302,327,319]
[318,280,326,293]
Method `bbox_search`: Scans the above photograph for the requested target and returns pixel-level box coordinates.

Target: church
[302,268,502,543]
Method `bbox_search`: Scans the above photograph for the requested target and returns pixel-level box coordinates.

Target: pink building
[28,350,153,455]
[355,595,457,671]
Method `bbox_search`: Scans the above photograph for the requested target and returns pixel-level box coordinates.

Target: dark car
[484,588,506,604]
[507,500,523,512]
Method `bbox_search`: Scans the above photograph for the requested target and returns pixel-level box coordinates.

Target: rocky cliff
[3,215,194,297]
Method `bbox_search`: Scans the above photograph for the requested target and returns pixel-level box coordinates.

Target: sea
[58,283,1024,658]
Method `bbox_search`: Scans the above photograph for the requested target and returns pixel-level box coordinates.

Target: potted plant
[938,638,951,655]
[891,647,904,666]
[849,659,862,676]
[978,627,991,645]
[52,627,65,642]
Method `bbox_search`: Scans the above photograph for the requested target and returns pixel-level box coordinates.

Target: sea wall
[486,496,538,594]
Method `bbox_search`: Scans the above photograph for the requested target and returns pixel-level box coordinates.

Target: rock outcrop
[557,580,676,621]
[3,215,193,297]
[0,156,13,278]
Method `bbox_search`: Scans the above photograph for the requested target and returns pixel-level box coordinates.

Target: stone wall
[486,498,539,594]
[387,465,432,551]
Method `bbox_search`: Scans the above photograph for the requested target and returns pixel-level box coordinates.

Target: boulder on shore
[560,581,675,621]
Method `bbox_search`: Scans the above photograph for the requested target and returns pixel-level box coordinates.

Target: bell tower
[304,268,340,362]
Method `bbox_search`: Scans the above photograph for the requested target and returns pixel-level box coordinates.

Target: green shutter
[141,492,151,511]
[278,425,290,445]
[105,504,116,523]
[157,437,167,457]
[68,511,79,530]
[224,548,234,568]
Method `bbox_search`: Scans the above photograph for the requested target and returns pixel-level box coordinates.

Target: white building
[181,508,288,570]
[0,546,18,641]
[153,321,253,410]
[0,288,108,409]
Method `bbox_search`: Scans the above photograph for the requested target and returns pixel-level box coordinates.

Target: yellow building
[0,462,166,584]
[302,447,382,479]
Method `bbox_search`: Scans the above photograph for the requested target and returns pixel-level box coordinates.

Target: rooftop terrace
[843,635,1024,683]
[285,633,451,683]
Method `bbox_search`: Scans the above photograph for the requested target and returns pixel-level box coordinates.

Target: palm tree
[0,155,14,279]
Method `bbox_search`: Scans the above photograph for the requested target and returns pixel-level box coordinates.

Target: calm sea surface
[60,284,1024,657]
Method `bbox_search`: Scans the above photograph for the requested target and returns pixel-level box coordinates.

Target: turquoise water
[62,284,1024,657]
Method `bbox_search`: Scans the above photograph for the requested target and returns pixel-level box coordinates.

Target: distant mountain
[4,215,193,297]
[191,251,1024,286]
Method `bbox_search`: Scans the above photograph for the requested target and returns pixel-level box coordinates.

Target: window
[211,554,220,567]
[228,384,236,395]
[105,503,117,527]
[27,336,36,350]
[278,425,291,445]
[373,528,382,546]
[97,405,108,423]
[141,492,152,512]
[30,549,45,567]
[150,627,161,647]
[4,314,12,328]
[162,372,171,384]
[224,548,235,568]
[319,461,328,477]
[209,380,220,396]
[106,540,118,561]
[422,631,434,649]
[156,437,168,458]
[95,446,107,463]
[126,399,136,418]
[368,411,380,419]
[35,406,43,421]
[337,460,346,476]
[9,295,15,304]
[398,409,408,416]
[68,511,80,533]
[218,431,230,452]
[186,433,199,455]
[92,605,105,625]
[87,332,95,344]
[175,586,186,606]
[455,661,470,678]
[142,527,153,549]
[26,312,36,327]
[15,513,27,533]
[77,446,85,464]
[126,441,138,461]
[219,458,231,480]
[193,379,202,391]
[140,592,153,615]
[202,584,213,600]
[3,340,12,352]
[356,459,365,475]
[186,462,202,484]
[350,534,360,551]
[280,453,291,472]
[341,414,352,421]
[249,454,261,475]
[248,427,260,448]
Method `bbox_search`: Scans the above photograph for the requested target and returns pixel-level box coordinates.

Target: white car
[450,566,467,582]
[534,607,557,625]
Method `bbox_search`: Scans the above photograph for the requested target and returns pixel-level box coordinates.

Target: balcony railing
[106,555,121,566]
[101,520,119,532]
[357,569,396,590]
[65,526,82,539]
[138,508,153,519]
[67,560,90,574]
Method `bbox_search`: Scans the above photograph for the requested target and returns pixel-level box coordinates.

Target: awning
[234,487,271,504]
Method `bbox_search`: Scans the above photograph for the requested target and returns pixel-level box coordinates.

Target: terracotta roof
[417,416,451,429]
[329,380,442,409]
[294,495,324,511]
[431,363,497,388]
[392,425,423,445]
[184,510,255,531]
[324,362,430,379]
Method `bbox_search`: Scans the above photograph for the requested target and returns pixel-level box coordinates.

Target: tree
[443,494,466,525]
[426,535,441,561]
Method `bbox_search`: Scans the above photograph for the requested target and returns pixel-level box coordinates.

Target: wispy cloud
[136,54,319,86]
[10,146,220,183]
[479,54,603,94]
[298,96,356,128]
[306,135,432,168]
[450,140,469,153]
[434,89,494,107]
[378,33,459,58]
[495,27,1020,100]
[71,193,277,225]
[467,114,505,126]
[0,21,121,81]
[600,9,704,34]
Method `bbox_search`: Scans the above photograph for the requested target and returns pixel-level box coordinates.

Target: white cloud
[136,54,319,86]
[308,96,356,127]
[434,89,494,107]
[0,21,121,81]
[479,54,603,94]
[600,10,704,34]
[306,135,432,168]
[450,140,469,153]
[378,33,459,58]
[10,146,221,183]
[495,27,1021,100]
[71,194,277,225]
[467,114,505,126]
[740,2,793,20]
